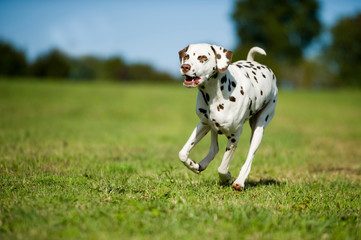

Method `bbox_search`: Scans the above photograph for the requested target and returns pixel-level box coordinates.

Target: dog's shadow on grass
[245,179,284,188]
[217,178,284,190]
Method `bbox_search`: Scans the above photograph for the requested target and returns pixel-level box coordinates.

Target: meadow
[0,79,360,240]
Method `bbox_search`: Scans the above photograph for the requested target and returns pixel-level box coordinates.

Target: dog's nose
[181,64,191,73]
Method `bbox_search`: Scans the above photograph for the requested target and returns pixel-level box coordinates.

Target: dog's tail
[247,47,266,61]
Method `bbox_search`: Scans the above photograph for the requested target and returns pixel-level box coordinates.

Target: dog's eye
[197,55,208,63]
[184,54,190,61]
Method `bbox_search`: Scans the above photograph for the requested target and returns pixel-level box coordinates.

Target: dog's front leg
[179,122,210,174]
[198,129,219,172]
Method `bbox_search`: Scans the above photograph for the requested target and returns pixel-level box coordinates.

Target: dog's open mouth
[183,75,202,87]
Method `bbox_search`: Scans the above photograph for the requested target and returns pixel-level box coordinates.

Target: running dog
[178,43,278,191]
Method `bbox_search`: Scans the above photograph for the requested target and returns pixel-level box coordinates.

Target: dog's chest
[196,86,248,134]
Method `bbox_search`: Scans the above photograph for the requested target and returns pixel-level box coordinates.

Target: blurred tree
[128,64,154,81]
[69,56,100,80]
[29,49,70,79]
[0,40,27,76]
[0,41,177,82]
[103,57,129,80]
[128,64,175,82]
[232,0,321,62]
[325,13,361,86]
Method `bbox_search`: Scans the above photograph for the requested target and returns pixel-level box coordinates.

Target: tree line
[0,41,176,82]
[1,0,361,87]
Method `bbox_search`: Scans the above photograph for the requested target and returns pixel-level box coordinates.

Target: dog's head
[178,43,233,88]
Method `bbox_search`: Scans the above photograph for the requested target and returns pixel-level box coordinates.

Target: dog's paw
[183,158,200,174]
[232,182,243,191]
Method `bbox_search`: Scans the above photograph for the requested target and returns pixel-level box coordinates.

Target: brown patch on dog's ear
[178,45,189,63]
[211,45,233,73]
[226,50,233,62]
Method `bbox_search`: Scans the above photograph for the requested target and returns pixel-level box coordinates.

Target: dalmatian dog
[178,43,278,191]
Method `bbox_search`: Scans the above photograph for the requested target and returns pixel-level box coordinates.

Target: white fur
[178,43,278,190]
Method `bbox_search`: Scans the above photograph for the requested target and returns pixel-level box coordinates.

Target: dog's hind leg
[179,122,211,174]
[232,99,277,190]
[198,129,219,172]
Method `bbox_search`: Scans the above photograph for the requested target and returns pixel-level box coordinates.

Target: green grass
[0,79,360,240]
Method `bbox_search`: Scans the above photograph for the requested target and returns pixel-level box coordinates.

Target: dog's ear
[178,45,189,63]
[211,45,233,73]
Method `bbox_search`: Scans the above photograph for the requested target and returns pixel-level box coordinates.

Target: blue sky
[1,0,361,76]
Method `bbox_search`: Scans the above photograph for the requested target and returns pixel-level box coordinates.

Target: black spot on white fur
[199,108,207,114]
[221,76,227,83]
[211,72,218,79]
[200,90,208,105]
[248,98,252,109]
[198,108,209,119]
